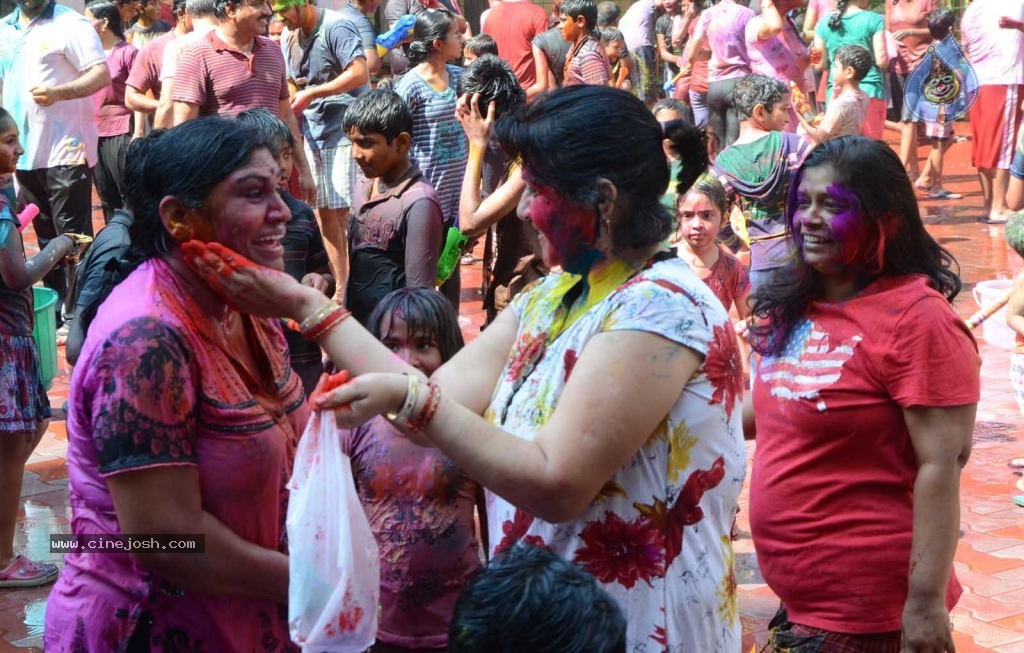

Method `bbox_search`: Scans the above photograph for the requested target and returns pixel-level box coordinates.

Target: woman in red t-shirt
[747,136,979,652]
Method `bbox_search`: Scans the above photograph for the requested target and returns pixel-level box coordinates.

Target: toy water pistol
[376,15,416,57]
[435,226,469,286]
[789,81,822,126]
[16,203,39,231]
[965,291,1013,330]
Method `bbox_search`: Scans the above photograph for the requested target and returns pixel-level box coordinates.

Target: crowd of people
[0,0,1023,649]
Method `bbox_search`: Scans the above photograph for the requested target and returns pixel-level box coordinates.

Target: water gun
[376,15,416,57]
[435,226,469,286]
[17,204,39,231]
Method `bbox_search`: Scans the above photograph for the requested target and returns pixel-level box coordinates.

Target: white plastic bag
[287,409,380,652]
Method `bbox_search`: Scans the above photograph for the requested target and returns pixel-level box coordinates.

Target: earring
[169,222,194,243]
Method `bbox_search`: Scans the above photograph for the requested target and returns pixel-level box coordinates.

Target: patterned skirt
[0,335,52,433]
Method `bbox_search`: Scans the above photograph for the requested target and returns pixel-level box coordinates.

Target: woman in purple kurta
[45,118,310,652]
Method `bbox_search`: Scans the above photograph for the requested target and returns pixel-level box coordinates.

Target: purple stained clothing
[45,257,307,652]
[94,40,138,137]
[694,0,755,82]
[745,18,808,88]
[341,416,483,649]
[619,0,659,52]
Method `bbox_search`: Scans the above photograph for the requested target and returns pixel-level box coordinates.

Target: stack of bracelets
[387,375,442,434]
[299,301,351,340]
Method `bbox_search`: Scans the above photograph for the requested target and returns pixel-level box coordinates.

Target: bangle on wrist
[299,300,351,340]
[388,376,442,433]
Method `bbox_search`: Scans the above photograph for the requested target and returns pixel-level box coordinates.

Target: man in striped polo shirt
[170,0,315,202]
[274,0,369,300]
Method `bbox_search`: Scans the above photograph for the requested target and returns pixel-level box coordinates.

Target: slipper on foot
[929,189,962,200]
[1014,495,1024,508]
[979,216,1009,224]
[0,555,59,588]
[1010,458,1024,469]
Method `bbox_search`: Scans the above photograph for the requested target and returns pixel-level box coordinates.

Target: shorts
[304,140,356,210]
[767,606,902,653]
[924,120,955,141]
[1012,352,1024,416]
[888,73,918,122]
[970,84,1021,170]
[632,45,659,103]
[0,335,52,433]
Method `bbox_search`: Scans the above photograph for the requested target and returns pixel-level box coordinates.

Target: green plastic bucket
[32,287,58,391]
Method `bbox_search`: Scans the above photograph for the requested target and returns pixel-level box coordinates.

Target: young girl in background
[600,28,638,93]
[395,9,469,306]
[0,110,82,588]
[340,287,484,652]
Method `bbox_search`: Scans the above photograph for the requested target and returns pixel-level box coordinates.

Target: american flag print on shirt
[759,317,863,412]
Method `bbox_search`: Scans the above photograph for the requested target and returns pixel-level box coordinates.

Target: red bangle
[303,305,351,340]
[406,383,441,433]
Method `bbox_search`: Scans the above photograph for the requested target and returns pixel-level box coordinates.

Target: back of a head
[732,74,787,121]
[596,0,620,27]
[458,55,526,119]
[563,0,598,28]
[927,7,956,41]
[187,0,216,18]
[495,85,707,248]
[87,0,125,40]
[834,44,873,82]
[173,0,187,15]
[341,88,413,142]
[448,543,626,653]
[463,33,499,58]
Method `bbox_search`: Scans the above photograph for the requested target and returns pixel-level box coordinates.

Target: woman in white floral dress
[186,85,747,652]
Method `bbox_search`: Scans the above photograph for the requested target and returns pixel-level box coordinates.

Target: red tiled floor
[3,123,1024,651]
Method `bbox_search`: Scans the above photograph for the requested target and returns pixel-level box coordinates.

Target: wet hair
[458,55,525,119]
[828,0,849,31]
[833,44,872,82]
[366,287,465,363]
[652,97,695,125]
[448,543,627,653]
[82,118,272,330]
[596,0,619,27]
[1006,211,1024,258]
[87,0,126,39]
[236,107,294,159]
[562,0,597,30]
[732,74,788,121]
[463,33,498,58]
[186,0,216,17]
[927,8,956,40]
[405,9,457,65]
[678,172,729,218]
[599,26,625,46]
[342,89,413,143]
[495,85,708,249]
[750,136,962,355]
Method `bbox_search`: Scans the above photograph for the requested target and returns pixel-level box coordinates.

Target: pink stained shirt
[94,40,138,137]
[126,30,176,97]
[960,0,1024,86]
[750,275,979,634]
[693,0,755,82]
[885,0,937,74]
[341,417,483,648]
[745,17,809,88]
[44,257,307,652]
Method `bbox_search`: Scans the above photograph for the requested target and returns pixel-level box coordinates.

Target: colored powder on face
[523,174,600,273]
[824,182,869,267]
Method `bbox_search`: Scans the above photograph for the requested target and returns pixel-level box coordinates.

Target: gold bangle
[298,300,339,333]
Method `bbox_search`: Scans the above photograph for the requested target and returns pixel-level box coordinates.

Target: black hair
[927,7,956,41]
[599,26,625,45]
[458,54,525,119]
[342,89,413,143]
[405,8,457,65]
[495,85,708,249]
[173,0,187,15]
[186,0,216,17]
[463,33,498,58]
[596,0,619,27]
[87,0,126,39]
[449,543,627,653]
[732,74,788,121]
[678,172,729,217]
[0,107,14,133]
[652,97,695,125]
[828,0,849,31]
[82,118,272,331]
[562,0,597,30]
[366,287,465,363]
[750,136,962,355]
[833,44,872,82]
[236,107,294,158]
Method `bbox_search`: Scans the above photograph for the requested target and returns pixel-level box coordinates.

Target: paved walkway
[2,128,1023,651]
